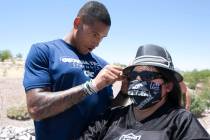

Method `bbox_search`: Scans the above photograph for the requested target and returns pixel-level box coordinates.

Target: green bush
[200,88,210,108]
[7,105,30,120]
[0,50,12,62]
[182,69,210,117]
[190,94,206,117]
[183,70,210,89]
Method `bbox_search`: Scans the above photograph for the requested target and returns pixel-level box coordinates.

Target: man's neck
[63,31,75,46]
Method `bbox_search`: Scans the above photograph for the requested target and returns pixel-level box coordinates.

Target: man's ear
[165,82,174,93]
[73,17,81,29]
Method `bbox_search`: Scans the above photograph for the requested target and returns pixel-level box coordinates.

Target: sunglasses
[127,71,163,81]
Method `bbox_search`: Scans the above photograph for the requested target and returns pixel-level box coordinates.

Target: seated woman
[80,44,210,140]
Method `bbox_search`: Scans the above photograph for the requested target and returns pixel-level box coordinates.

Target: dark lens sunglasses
[127,71,163,81]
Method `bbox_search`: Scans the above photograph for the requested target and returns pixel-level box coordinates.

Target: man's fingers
[93,65,125,90]
[105,65,123,78]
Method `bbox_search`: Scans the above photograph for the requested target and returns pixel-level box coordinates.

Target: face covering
[128,80,162,110]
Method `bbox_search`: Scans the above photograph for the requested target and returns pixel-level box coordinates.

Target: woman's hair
[158,67,182,107]
[77,1,111,26]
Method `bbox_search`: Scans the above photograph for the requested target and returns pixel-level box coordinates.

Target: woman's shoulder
[98,106,131,121]
[168,107,196,123]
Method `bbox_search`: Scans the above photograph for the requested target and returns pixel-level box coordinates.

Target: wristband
[89,79,99,93]
[82,80,98,95]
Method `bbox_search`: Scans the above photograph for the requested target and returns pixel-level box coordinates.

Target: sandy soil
[0,77,33,127]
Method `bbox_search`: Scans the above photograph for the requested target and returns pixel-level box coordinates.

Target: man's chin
[81,50,90,55]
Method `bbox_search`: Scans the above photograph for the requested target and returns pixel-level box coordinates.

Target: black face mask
[128,80,162,110]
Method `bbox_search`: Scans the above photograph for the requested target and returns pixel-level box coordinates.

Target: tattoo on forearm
[28,85,87,120]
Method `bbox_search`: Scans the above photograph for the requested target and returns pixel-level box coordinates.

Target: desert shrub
[183,70,210,89]
[190,94,206,117]
[0,50,12,62]
[200,88,210,109]
[7,104,30,120]
[15,53,23,59]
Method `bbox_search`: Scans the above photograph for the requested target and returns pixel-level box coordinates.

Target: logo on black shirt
[119,133,141,140]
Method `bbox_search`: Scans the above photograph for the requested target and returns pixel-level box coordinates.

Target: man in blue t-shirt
[23,1,123,139]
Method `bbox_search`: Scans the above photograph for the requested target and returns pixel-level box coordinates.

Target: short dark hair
[158,68,182,107]
[77,1,111,26]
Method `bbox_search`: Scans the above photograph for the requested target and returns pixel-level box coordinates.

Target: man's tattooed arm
[26,85,87,120]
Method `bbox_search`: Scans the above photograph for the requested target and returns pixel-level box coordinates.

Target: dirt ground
[0,77,33,127]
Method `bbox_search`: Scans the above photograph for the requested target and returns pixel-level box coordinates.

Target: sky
[0,0,210,71]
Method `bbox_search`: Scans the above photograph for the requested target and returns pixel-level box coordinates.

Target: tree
[0,50,12,62]
[15,53,23,59]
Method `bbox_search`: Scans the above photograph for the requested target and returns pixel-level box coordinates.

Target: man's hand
[92,65,123,91]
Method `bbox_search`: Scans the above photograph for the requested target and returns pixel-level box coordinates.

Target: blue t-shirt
[23,39,113,140]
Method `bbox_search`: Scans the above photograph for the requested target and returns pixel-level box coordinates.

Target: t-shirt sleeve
[23,43,51,91]
[175,111,210,139]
